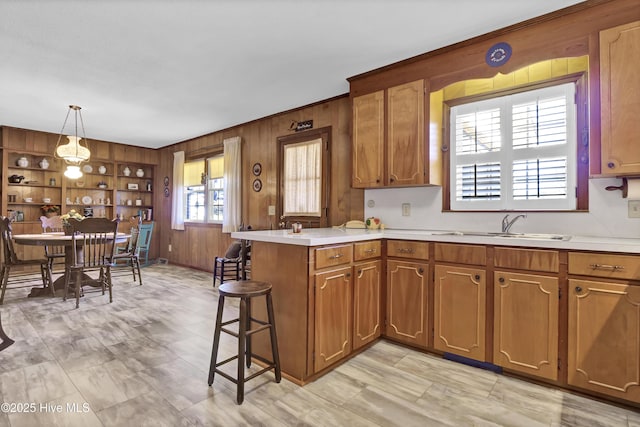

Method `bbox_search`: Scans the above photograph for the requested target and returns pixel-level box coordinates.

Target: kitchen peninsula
[232,227,640,408]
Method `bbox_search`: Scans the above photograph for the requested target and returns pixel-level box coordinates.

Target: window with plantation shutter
[450,82,577,211]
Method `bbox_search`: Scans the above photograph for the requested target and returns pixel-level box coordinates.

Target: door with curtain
[277,127,331,229]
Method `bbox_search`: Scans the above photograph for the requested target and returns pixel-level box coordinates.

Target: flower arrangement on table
[60,209,85,224]
[40,204,60,217]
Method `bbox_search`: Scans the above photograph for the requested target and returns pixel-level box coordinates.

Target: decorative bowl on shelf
[97,181,108,189]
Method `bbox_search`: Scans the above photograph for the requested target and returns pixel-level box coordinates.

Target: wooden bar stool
[208,280,281,404]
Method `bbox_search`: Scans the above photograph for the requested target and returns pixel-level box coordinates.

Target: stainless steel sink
[443,231,571,241]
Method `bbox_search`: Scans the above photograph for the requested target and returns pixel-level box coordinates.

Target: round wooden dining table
[12,232,129,298]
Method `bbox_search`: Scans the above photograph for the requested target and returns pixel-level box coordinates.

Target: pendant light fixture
[54,105,91,179]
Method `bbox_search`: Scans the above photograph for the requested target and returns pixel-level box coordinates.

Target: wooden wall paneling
[350,0,639,96]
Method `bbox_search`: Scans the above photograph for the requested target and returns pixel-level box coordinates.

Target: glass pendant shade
[56,135,91,164]
[64,165,83,179]
[54,105,91,179]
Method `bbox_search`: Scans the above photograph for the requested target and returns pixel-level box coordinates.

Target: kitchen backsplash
[364,177,639,238]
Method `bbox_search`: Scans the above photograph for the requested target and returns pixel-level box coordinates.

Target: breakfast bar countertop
[231,227,640,254]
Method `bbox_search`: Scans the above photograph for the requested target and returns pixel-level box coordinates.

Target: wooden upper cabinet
[351,79,426,188]
[352,91,384,187]
[387,80,425,186]
[600,20,640,175]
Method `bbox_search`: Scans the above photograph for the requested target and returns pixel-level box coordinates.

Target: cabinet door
[600,21,640,175]
[494,271,558,380]
[387,80,425,186]
[386,260,428,348]
[353,260,382,350]
[352,91,384,188]
[568,279,640,403]
[434,264,486,361]
[314,267,352,372]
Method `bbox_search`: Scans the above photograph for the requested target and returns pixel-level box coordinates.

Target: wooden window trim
[442,73,589,212]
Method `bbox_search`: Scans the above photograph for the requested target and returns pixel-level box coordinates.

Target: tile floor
[0,264,638,427]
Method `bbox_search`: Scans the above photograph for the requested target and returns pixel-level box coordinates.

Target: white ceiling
[1,0,585,149]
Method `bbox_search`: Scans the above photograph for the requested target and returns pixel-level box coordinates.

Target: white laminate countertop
[231,228,640,254]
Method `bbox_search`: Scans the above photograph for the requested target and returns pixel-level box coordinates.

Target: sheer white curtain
[171,151,185,230]
[222,136,242,233]
[284,138,321,216]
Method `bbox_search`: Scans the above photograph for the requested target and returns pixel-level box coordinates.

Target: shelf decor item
[98,165,107,174]
[41,205,60,218]
[136,168,144,177]
[16,157,29,168]
[39,158,49,169]
[54,105,91,180]
[123,166,131,176]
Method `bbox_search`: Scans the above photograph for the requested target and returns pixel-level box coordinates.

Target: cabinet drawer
[386,240,429,260]
[315,244,353,269]
[354,240,381,261]
[569,252,640,280]
[494,247,559,273]
[434,243,486,265]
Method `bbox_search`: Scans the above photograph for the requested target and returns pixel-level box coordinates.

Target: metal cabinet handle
[589,263,624,271]
[398,248,414,254]
[329,253,344,260]
[474,274,481,280]
[418,268,424,274]
[575,286,582,293]
[364,248,376,254]
[498,277,505,283]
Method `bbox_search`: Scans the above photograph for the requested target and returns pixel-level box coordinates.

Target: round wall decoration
[163,176,170,187]
[252,162,262,176]
[164,187,170,198]
[485,42,512,67]
[252,178,262,192]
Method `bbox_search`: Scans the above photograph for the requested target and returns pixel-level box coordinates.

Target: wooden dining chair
[63,217,119,308]
[40,215,66,272]
[110,216,143,285]
[0,216,53,304]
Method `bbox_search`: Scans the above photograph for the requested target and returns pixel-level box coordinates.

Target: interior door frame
[276,126,331,229]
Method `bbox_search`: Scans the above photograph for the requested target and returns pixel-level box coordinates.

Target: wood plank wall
[156,95,364,271]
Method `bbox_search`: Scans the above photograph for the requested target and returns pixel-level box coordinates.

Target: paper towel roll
[627,178,640,199]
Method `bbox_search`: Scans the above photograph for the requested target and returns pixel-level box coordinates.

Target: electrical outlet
[168,244,172,252]
[268,205,276,215]
[402,203,411,216]
[629,200,640,218]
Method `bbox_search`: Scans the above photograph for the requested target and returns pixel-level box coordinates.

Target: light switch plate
[628,200,640,218]
[402,203,411,216]
[268,205,276,215]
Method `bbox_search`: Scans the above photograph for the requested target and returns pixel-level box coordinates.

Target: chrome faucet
[501,214,527,233]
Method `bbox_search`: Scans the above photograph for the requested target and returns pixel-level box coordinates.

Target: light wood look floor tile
[0,265,637,426]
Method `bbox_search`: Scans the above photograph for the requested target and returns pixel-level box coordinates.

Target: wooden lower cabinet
[433,264,486,361]
[568,279,640,403]
[385,260,428,347]
[493,271,559,380]
[314,266,352,372]
[353,260,382,350]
